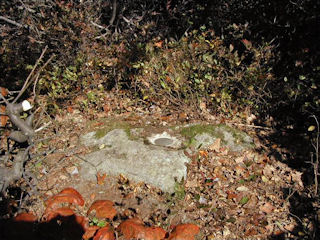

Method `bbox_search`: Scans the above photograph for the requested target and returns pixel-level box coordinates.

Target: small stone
[65,166,79,175]
[236,186,249,192]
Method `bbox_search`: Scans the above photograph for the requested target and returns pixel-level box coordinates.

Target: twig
[228,122,273,130]
[74,154,98,174]
[34,122,51,132]
[13,45,48,103]
[289,212,304,225]
[0,16,25,28]
[90,21,106,30]
[32,54,55,101]
[109,0,117,26]
[18,0,36,13]
[311,115,319,196]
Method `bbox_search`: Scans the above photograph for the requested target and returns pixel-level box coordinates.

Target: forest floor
[2,102,315,240]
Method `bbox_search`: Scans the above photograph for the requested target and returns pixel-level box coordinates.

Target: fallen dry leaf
[14,212,37,222]
[209,138,221,152]
[199,150,208,158]
[226,191,237,199]
[0,105,8,127]
[154,40,164,48]
[93,225,115,240]
[118,218,166,240]
[0,87,8,96]
[260,202,275,214]
[242,39,252,48]
[97,172,107,185]
[67,106,73,113]
[87,200,117,219]
[168,223,200,240]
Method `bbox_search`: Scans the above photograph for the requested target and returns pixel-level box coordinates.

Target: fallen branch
[0,15,25,28]
[227,122,273,130]
[0,147,31,193]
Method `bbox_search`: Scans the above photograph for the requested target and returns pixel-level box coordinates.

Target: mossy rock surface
[180,124,253,151]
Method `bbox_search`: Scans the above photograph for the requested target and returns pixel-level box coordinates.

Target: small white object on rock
[22,100,32,111]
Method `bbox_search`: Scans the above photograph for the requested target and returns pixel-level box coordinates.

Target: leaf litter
[4,106,305,239]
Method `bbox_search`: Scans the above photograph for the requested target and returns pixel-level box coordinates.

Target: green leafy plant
[131,26,275,117]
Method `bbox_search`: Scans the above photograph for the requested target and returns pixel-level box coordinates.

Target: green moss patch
[94,120,132,139]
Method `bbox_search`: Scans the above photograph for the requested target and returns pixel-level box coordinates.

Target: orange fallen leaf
[43,207,75,221]
[160,115,172,121]
[154,41,163,48]
[178,112,187,121]
[199,150,208,158]
[168,223,200,240]
[245,228,257,236]
[14,212,37,222]
[97,172,107,185]
[242,39,252,48]
[45,187,84,210]
[103,104,110,114]
[67,106,73,113]
[0,105,8,127]
[87,200,117,220]
[90,193,96,200]
[226,191,238,199]
[118,218,166,240]
[0,87,8,97]
[93,225,115,240]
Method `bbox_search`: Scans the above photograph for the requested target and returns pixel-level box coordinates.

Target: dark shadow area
[0,190,84,240]
[0,215,85,240]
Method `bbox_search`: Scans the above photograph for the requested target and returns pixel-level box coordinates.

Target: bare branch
[0,15,25,28]
[109,0,117,26]
[31,54,55,101]
[13,46,48,103]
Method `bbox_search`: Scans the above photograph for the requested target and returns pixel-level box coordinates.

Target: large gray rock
[79,123,253,193]
[80,129,189,193]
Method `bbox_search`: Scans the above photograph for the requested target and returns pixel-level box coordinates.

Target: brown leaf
[245,228,257,236]
[0,87,8,97]
[209,138,221,152]
[0,105,8,127]
[154,41,164,48]
[242,39,252,48]
[226,191,237,199]
[168,224,200,240]
[118,218,166,240]
[103,104,111,114]
[14,212,37,222]
[67,106,73,113]
[199,150,208,158]
[97,172,107,185]
[87,200,117,219]
[93,225,115,240]
[45,188,84,210]
[260,202,274,214]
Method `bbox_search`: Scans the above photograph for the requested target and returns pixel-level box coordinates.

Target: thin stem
[13,46,48,103]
